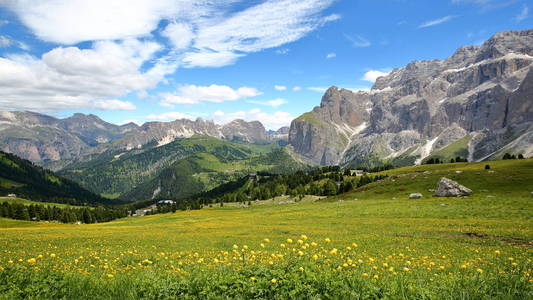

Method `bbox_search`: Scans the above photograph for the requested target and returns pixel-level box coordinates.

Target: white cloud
[181,0,339,67]
[162,22,195,49]
[1,0,190,44]
[0,39,173,111]
[292,86,302,91]
[116,119,141,126]
[515,5,529,22]
[0,0,339,110]
[344,34,371,48]
[247,98,287,107]
[92,99,136,110]
[362,70,391,82]
[211,109,293,130]
[307,87,328,92]
[160,84,262,106]
[274,85,287,91]
[275,48,290,55]
[418,15,457,28]
[145,111,196,121]
[326,52,336,59]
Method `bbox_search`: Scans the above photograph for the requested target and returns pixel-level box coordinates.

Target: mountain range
[289,29,533,166]
[0,111,289,169]
[0,29,531,201]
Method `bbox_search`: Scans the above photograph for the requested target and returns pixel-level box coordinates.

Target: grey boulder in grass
[434,177,472,197]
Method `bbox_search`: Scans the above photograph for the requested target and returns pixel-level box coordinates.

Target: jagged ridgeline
[60,136,307,201]
[288,29,533,167]
[0,151,113,205]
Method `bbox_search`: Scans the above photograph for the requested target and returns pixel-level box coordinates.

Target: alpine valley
[1,29,532,202]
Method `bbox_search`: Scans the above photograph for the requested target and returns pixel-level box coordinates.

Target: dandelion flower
[271,278,277,284]
[325,238,331,243]
[476,268,484,274]
[250,276,257,281]
[287,239,293,244]
[362,273,369,278]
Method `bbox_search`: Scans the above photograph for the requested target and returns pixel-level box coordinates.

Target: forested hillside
[0,151,112,205]
[60,136,307,201]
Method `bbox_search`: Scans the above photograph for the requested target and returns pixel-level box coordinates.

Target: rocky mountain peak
[290,28,533,166]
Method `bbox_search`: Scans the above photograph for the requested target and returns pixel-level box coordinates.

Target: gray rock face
[289,29,533,166]
[221,119,269,144]
[434,177,472,197]
[288,87,371,165]
[0,111,286,166]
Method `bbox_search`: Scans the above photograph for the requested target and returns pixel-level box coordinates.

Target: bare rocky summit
[289,29,533,166]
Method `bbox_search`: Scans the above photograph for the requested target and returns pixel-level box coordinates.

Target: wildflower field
[1,159,532,299]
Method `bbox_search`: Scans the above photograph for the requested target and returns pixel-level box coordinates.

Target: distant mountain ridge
[289,29,533,166]
[0,110,288,167]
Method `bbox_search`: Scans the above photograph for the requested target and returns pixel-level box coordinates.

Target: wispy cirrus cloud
[344,34,371,48]
[418,15,457,28]
[247,98,288,107]
[514,5,529,22]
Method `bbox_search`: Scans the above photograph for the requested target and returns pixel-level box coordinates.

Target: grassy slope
[121,147,307,201]
[61,136,281,199]
[424,135,471,163]
[1,159,531,246]
[0,197,84,209]
[0,159,531,298]
[0,152,110,205]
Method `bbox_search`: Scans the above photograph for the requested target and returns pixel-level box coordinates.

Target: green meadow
[0,159,532,299]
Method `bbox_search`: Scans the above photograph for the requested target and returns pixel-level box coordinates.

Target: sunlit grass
[0,159,532,299]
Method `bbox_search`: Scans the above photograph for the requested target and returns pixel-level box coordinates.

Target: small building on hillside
[349,170,365,177]
[6,194,16,198]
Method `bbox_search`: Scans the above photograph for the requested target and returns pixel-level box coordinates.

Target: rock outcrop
[289,29,533,166]
[434,177,472,197]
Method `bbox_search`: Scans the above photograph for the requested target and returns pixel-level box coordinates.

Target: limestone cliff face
[289,29,533,166]
[288,87,371,165]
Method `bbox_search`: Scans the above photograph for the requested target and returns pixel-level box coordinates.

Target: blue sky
[0,0,531,129]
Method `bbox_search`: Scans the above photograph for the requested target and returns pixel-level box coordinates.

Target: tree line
[0,201,128,224]
[193,166,388,206]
